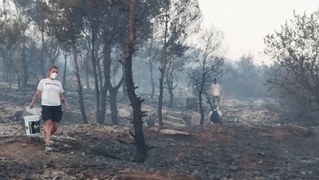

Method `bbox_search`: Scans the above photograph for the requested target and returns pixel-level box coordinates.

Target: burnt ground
[0,86,319,179]
[1,122,319,179]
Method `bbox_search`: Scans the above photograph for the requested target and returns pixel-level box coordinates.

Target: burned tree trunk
[99,43,111,124]
[198,91,205,125]
[124,0,147,163]
[72,44,88,124]
[109,76,124,125]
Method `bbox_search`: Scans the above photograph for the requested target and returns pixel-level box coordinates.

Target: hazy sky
[198,0,319,64]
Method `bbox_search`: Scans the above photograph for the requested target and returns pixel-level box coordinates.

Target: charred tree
[155,0,201,125]
[124,0,147,163]
[46,0,88,124]
[188,26,224,125]
[72,43,88,124]
[109,76,124,125]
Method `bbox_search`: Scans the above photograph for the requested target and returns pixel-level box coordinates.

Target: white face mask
[50,72,57,79]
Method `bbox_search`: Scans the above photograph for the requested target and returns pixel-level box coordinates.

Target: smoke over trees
[264,10,319,110]
[0,0,318,162]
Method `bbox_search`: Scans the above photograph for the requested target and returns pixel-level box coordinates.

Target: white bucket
[24,115,41,135]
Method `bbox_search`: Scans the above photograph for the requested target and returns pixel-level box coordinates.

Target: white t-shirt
[210,83,222,96]
[37,78,64,106]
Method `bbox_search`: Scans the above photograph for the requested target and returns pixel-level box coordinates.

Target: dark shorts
[41,105,62,123]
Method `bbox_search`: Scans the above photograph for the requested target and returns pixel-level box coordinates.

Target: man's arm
[60,94,71,111]
[29,90,41,109]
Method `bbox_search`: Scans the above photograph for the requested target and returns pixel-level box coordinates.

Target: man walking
[29,65,71,151]
[208,78,222,106]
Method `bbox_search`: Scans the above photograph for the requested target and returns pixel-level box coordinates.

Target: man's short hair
[48,65,59,71]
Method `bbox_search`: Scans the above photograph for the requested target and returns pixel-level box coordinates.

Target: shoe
[44,145,53,152]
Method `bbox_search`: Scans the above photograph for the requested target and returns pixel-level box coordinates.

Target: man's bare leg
[51,122,59,135]
[44,120,53,145]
